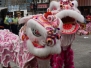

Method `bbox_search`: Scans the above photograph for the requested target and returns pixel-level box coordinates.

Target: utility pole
[33,0,37,14]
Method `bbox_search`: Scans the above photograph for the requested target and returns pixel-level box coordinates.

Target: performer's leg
[51,49,64,68]
[2,63,11,68]
[63,45,74,68]
[24,58,37,68]
[3,66,11,68]
[8,63,11,68]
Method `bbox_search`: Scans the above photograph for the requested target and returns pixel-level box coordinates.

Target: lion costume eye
[60,4,64,8]
[32,29,41,37]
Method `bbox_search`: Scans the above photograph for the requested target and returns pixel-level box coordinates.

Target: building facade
[30,0,50,14]
[78,0,91,16]
[0,0,6,7]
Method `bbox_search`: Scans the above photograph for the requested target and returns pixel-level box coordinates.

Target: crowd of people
[3,12,91,36]
[4,12,23,35]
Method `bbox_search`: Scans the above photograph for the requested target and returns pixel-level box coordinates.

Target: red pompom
[22,34,29,41]
[44,11,52,19]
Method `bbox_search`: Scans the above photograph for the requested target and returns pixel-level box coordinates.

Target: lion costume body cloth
[48,0,84,68]
[0,29,19,67]
[0,29,35,68]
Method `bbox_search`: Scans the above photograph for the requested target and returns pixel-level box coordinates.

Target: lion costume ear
[48,1,60,11]
[71,0,78,8]
[19,15,33,24]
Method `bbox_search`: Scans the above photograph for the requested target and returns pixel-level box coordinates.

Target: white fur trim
[48,1,60,11]
[27,19,47,39]
[58,18,63,32]
[26,27,37,41]
[27,39,61,57]
[19,15,33,24]
[56,10,84,23]
[26,27,46,43]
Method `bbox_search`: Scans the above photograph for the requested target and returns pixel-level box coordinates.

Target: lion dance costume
[17,11,63,68]
[0,11,63,68]
[48,0,84,68]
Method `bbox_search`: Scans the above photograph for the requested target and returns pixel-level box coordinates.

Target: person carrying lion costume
[48,0,84,68]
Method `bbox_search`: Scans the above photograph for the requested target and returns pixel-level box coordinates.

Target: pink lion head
[19,11,63,58]
[48,0,84,34]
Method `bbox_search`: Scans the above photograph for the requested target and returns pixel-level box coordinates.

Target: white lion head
[19,12,63,58]
[48,0,84,34]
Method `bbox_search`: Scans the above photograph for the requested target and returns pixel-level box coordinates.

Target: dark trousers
[4,24,11,30]
[11,24,18,35]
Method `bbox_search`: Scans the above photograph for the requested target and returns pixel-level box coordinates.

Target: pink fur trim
[51,45,75,68]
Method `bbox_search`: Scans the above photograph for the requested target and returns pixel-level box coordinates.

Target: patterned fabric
[17,30,36,68]
[32,14,59,29]
[0,29,36,68]
[0,29,19,67]
[16,41,35,68]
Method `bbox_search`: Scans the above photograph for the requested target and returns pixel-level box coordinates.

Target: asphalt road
[73,35,91,68]
[0,34,91,68]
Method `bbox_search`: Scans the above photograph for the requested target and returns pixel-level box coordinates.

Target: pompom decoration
[47,15,55,22]
[44,11,52,19]
[22,34,29,41]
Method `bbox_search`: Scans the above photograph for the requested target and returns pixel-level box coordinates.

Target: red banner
[37,4,48,8]
[30,3,48,9]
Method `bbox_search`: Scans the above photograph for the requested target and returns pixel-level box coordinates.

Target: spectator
[11,15,18,34]
[4,13,13,30]
[16,11,23,34]
[16,11,22,22]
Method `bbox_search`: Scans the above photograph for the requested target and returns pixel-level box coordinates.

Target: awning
[0,7,7,11]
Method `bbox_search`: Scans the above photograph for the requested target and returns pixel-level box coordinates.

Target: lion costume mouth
[56,10,84,34]
[61,16,79,34]
[32,41,45,48]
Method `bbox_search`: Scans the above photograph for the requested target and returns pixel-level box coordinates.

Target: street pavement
[73,35,91,68]
[0,34,91,68]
